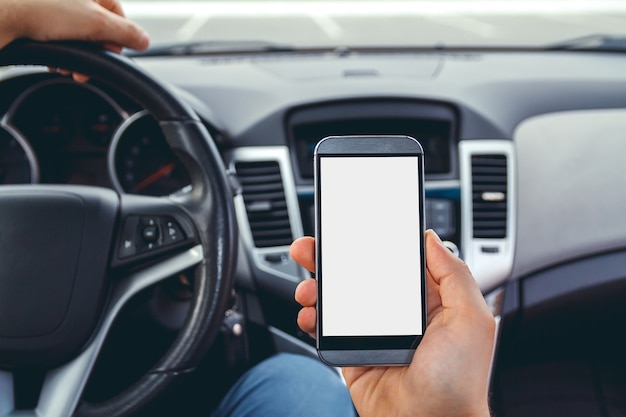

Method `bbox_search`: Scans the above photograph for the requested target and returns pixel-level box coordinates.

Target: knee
[258,352,343,388]
[212,352,356,417]
[250,353,355,414]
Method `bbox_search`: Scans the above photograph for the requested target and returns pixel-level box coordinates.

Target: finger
[425,229,472,287]
[72,73,90,83]
[296,306,316,337]
[88,4,150,51]
[424,229,488,316]
[103,42,123,54]
[289,236,315,273]
[294,278,317,307]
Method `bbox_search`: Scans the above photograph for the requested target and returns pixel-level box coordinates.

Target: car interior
[1,1,626,416]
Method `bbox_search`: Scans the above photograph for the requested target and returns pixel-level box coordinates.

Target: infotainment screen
[292,117,452,178]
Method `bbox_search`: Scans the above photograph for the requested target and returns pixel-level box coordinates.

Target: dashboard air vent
[471,154,508,238]
[235,161,293,247]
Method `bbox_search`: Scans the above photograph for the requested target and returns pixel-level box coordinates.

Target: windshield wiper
[546,34,626,52]
[125,40,297,57]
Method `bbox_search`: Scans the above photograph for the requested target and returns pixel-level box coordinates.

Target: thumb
[425,230,488,316]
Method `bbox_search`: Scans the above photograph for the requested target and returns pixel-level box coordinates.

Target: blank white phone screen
[320,156,423,337]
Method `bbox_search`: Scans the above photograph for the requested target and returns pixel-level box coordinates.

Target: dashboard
[2,49,626,287]
[3,50,625,278]
[2,48,626,353]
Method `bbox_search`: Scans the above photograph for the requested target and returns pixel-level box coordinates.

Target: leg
[211,353,357,417]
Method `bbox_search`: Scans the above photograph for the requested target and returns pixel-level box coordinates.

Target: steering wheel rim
[0,40,238,416]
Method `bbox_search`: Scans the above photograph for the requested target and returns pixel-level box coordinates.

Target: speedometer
[0,124,37,185]
[109,111,191,196]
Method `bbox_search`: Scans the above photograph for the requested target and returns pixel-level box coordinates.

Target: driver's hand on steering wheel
[0,0,150,81]
[290,229,496,417]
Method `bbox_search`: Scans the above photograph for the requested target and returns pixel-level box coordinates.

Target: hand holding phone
[314,135,426,366]
[292,230,496,417]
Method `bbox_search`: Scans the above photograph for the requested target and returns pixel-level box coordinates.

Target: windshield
[121,0,626,50]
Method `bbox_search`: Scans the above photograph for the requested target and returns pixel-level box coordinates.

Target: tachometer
[109,111,191,196]
[6,78,126,186]
[0,124,37,185]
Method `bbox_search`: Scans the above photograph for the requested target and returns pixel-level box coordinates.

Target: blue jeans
[211,353,358,417]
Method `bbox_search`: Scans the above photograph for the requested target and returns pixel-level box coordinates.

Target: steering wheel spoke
[0,246,203,417]
[51,245,203,417]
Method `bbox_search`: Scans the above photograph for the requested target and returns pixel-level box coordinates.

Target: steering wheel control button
[140,217,160,245]
[136,216,163,252]
[117,215,190,263]
[163,219,185,245]
[142,226,158,242]
[119,215,140,258]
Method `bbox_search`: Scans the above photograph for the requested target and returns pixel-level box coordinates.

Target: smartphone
[314,135,427,366]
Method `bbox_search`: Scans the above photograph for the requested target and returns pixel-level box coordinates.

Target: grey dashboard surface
[134,51,626,144]
[512,109,626,279]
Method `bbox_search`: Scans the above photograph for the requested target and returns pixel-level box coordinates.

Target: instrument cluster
[0,75,190,196]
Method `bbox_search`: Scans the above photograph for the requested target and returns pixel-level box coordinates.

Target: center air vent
[235,161,293,247]
[471,154,508,238]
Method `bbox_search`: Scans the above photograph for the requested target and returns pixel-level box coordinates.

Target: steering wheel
[0,40,238,417]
